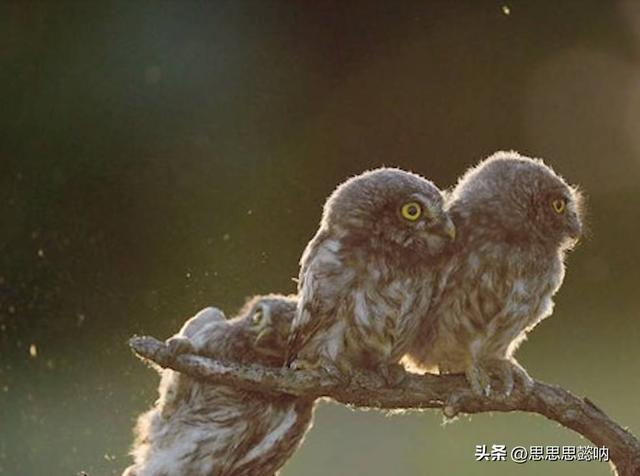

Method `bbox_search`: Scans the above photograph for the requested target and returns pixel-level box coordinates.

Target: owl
[123,295,315,476]
[286,167,456,383]
[405,151,583,397]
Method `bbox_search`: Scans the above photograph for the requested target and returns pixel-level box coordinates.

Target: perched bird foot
[466,358,533,399]
[290,358,351,385]
[503,359,534,395]
[377,362,407,387]
[465,361,494,397]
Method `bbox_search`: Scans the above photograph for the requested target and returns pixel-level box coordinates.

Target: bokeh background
[1,1,639,475]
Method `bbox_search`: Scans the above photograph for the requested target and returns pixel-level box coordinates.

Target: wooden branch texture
[130,335,640,476]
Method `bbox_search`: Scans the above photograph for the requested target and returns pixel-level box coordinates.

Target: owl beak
[255,328,274,346]
[567,215,582,240]
[442,216,456,241]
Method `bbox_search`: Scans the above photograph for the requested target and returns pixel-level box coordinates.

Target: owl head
[452,151,584,250]
[321,168,456,258]
[236,294,297,365]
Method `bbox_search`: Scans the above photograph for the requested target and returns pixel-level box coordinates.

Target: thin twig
[130,335,640,476]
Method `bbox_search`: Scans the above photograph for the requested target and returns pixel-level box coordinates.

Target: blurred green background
[1,1,639,475]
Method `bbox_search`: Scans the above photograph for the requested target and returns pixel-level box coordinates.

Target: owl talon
[510,360,534,394]
[492,359,534,397]
[377,362,407,387]
[291,358,351,384]
[322,363,352,385]
[465,362,493,397]
[493,361,514,398]
[289,358,317,372]
[467,359,533,399]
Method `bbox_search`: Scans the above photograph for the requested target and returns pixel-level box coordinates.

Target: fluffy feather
[123,295,315,476]
[287,168,455,381]
[406,151,583,396]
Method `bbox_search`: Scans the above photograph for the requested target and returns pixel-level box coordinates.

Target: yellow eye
[552,198,566,214]
[401,202,422,221]
[251,308,263,325]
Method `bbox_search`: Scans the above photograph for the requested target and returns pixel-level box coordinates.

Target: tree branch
[130,335,640,476]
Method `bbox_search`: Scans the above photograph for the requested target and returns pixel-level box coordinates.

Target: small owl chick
[123,295,315,476]
[286,167,456,383]
[405,151,583,397]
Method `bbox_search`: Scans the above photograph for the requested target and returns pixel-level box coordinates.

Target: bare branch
[130,335,640,476]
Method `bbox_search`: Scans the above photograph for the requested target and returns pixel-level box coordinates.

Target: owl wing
[285,230,353,366]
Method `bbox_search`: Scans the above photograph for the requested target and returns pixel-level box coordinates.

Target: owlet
[406,151,583,397]
[286,167,456,383]
[123,295,315,476]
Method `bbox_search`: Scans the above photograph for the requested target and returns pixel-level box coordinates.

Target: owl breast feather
[342,260,432,365]
[295,234,434,370]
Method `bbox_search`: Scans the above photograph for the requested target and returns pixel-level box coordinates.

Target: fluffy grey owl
[405,151,583,397]
[123,295,315,476]
[286,167,456,382]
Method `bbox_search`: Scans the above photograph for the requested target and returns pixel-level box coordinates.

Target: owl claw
[511,360,534,394]
[492,358,534,397]
[312,364,352,386]
[465,363,493,397]
[466,359,533,399]
[323,363,353,385]
[377,362,407,387]
[291,358,351,384]
[289,358,316,372]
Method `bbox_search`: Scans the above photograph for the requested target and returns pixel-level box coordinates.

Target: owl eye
[400,202,422,221]
[250,308,263,325]
[551,198,566,214]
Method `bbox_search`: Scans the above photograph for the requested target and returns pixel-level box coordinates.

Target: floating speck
[2,386,8,393]
[29,344,37,358]
[222,233,230,241]
[7,306,15,315]
[501,5,511,15]
[186,272,191,279]
[247,209,253,215]
[37,249,44,258]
